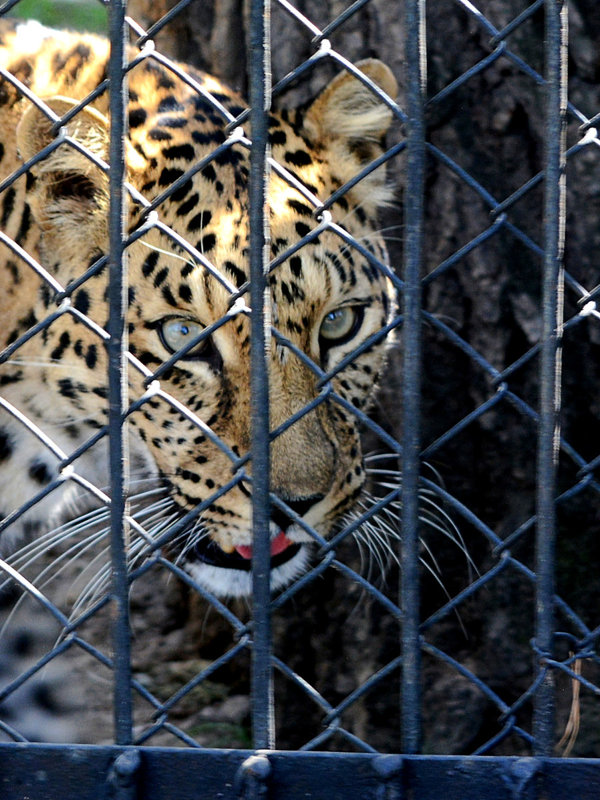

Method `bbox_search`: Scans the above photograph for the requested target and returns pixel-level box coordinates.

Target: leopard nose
[271,494,325,530]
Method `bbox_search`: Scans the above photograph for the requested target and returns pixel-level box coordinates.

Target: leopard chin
[186,530,310,598]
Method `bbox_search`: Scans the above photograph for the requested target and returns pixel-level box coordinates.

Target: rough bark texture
[114,0,600,755]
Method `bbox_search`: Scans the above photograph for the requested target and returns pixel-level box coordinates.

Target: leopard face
[0,21,398,597]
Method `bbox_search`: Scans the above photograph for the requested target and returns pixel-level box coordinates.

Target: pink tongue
[234,531,291,560]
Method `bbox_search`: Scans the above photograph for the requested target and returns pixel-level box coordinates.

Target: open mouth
[191,497,322,572]
[193,529,302,571]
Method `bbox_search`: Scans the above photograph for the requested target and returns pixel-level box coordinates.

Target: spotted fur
[0,20,398,597]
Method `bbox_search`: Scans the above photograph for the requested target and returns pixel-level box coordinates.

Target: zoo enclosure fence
[0,0,599,798]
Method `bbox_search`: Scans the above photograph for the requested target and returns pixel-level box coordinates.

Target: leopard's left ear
[16,97,147,261]
[304,60,398,212]
[16,97,111,254]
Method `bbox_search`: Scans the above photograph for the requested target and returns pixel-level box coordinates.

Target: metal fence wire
[0,0,599,796]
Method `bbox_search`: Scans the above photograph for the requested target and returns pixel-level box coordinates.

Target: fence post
[534,0,568,757]
[401,0,427,755]
[107,0,133,746]
[248,0,275,750]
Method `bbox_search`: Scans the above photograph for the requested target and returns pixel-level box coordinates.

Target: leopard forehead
[119,62,394,356]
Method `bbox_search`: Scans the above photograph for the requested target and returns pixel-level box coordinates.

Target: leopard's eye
[159,318,208,359]
[319,306,360,344]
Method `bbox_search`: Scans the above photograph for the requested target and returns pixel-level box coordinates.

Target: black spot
[1,187,15,226]
[327,252,347,283]
[280,282,292,303]
[149,128,172,142]
[40,282,53,308]
[163,144,195,161]
[181,469,200,483]
[289,281,305,300]
[19,311,37,328]
[179,284,192,303]
[138,350,160,366]
[85,344,98,370]
[215,148,244,168]
[162,285,177,307]
[74,289,90,315]
[142,251,159,277]
[287,199,313,217]
[5,260,20,286]
[181,263,194,278]
[171,180,193,203]
[295,222,311,238]
[340,246,355,268]
[50,331,71,361]
[224,261,246,288]
[159,167,185,187]
[201,164,217,183]
[0,429,13,462]
[200,233,216,252]
[191,129,226,147]
[153,267,169,288]
[129,108,147,128]
[65,424,81,440]
[285,149,312,167]
[269,129,287,146]
[28,460,53,485]
[176,193,200,217]
[158,96,184,113]
[290,256,303,278]
[0,372,24,387]
[187,209,212,233]
[16,203,32,242]
[57,378,76,399]
[157,116,188,129]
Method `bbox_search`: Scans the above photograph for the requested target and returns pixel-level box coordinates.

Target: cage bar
[248,0,275,750]
[401,0,427,756]
[107,0,134,746]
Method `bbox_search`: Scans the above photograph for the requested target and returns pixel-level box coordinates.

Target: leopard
[0,19,399,601]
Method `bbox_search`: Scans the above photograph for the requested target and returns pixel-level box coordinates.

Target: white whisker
[342,451,477,593]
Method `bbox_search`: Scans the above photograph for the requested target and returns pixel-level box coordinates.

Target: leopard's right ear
[16,97,111,248]
[303,61,398,213]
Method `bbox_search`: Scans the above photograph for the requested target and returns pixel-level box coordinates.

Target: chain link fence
[0,0,599,796]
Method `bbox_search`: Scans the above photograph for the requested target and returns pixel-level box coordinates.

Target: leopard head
[15,58,398,597]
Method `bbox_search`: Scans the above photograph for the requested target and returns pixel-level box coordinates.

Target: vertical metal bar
[534,0,567,757]
[107,0,133,746]
[248,0,274,750]
[401,0,427,755]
